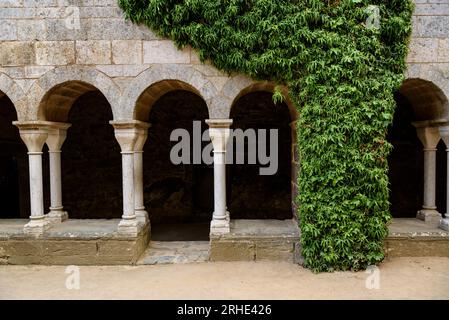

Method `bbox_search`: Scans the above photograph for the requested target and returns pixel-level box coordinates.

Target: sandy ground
[0,257,448,300]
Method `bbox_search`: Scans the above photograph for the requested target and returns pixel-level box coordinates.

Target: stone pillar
[134,124,150,225]
[414,125,442,225]
[290,120,299,222]
[206,119,233,234]
[439,125,449,231]
[45,123,71,223]
[110,121,148,236]
[13,122,49,236]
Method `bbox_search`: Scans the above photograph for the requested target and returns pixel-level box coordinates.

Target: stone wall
[0,0,449,223]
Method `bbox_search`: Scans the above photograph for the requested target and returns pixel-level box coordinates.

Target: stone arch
[121,64,217,121]
[388,77,449,219]
[228,82,295,220]
[398,78,449,122]
[218,75,298,120]
[0,72,26,121]
[28,66,121,121]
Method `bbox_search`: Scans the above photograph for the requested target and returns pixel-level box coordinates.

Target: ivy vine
[119,0,414,272]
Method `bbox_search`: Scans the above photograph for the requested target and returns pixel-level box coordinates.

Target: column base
[440,216,449,231]
[24,216,50,236]
[417,209,441,225]
[210,212,230,235]
[117,218,143,237]
[46,209,68,223]
[135,209,149,224]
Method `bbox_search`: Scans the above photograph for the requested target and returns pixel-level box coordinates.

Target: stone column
[13,122,49,236]
[439,125,449,231]
[414,124,442,225]
[206,119,233,234]
[110,121,148,236]
[45,123,71,223]
[134,124,150,225]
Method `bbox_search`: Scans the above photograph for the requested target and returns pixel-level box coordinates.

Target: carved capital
[13,121,49,153]
[413,123,441,150]
[206,119,233,153]
[110,120,150,153]
[46,122,72,152]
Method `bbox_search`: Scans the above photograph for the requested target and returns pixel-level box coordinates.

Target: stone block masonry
[0,0,449,264]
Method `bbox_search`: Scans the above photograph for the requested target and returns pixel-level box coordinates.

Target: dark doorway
[61,91,122,219]
[388,92,424,218]
[229,91,292,220]
[144,90,212,241]
[0,94,28,218]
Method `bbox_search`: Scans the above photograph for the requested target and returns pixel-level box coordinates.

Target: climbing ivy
[119,0,413,272]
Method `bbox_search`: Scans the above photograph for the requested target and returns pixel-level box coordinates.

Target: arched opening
[229,90,293,220]
[140,84,212,241]
[388,79,448,218]
[42,82,122,219]
[0,92,28,218]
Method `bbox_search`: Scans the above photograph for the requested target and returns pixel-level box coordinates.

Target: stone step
[137,241,210,265]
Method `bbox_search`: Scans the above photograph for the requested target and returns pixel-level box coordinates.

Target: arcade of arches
[1,77,449,241]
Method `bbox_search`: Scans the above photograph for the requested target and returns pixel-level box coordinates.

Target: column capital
[413,124,441,150]
[439,125,449,149]
[46,122,71,152]
[206,119,233,128]
[206,119,233,153]
[134,128,149,152]
[13,121,49,153]
[110,120,150,153]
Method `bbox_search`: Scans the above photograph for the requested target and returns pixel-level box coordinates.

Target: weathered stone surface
[24,65,54,78]
[0,41,35,66]
[112,40,142,65]
[407,38,438,63]
[42,241,97,256]
[210,240,255,261]
[0,240,42,256]
[76,40,111,65]
[17,19,46,40]
[0,232,149,265]
[385,239,449,257]
[97,240,136,257]
[438,39,449,62]
[0,0,22,8]
[138,241,210,265]
[255,240,295,261]
[0,19,17,40]
[24,0,57,7]
[35,41,75,65]
[143,40,191,64]
[43,19,88,41]
[414,4,449,16]
[96,64,147,77]
[414,16,449,38]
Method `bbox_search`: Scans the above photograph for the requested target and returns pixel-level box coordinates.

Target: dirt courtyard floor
[0,257,448,300]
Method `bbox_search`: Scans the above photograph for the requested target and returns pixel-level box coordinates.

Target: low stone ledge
[0,220,150,265]
[385,238,449,257]
[210,219,300,262]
